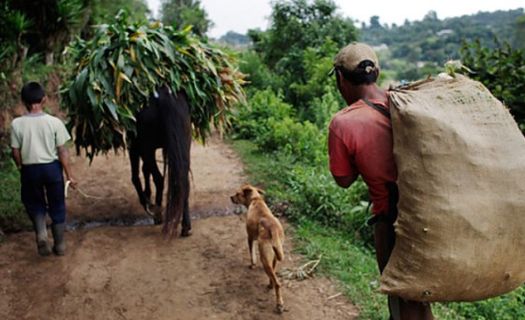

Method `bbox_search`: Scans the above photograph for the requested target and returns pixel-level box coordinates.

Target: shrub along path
[0,135,358,320]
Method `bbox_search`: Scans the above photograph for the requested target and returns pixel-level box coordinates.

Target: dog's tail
[260,218,284,261]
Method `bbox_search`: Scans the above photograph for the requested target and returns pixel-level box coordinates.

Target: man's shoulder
[331,102,369,124]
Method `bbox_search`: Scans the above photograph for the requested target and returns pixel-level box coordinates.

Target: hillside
[360,9,524,65]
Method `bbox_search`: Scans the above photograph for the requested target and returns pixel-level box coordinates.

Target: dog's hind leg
[248,234,256,268]
[261,251,284,313]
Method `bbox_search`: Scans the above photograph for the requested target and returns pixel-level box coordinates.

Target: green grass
[0,155,30,233]
[228,139,294,200]
[229,137,524,320]
[294,219,388,319]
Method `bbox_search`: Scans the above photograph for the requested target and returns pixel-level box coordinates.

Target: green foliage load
[62,12,245,158]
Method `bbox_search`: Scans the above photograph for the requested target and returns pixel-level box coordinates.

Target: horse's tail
[157,85,191,237]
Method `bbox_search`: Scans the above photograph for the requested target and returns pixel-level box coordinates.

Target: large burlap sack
[381,75,525,302]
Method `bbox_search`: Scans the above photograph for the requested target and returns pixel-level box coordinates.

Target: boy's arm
[57,145,77,189]
[11,148,22,170]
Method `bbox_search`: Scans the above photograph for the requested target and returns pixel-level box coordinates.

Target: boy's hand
[67,177,78,189]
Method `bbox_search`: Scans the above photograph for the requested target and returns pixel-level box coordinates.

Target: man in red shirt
[328,42,433,320]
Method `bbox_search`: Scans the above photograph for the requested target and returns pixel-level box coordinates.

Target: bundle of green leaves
[61,11,245,159]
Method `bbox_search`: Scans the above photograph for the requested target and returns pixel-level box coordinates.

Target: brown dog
[231,184,285,313]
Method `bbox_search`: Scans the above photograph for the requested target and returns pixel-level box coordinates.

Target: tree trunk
[45,51,54,65]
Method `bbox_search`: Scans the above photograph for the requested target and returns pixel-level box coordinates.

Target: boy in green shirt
[10,82,77,256]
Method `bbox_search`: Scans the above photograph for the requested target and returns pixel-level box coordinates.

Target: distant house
[216,31,252,49]
[372,44,389,52]
[437,29,454,37]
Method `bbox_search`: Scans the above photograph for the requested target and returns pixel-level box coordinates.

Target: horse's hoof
[148,205,163,225]
[144,204,155,218]
[181,228,192,237]
[275,304,285,314]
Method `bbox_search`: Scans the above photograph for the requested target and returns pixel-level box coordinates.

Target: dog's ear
[243,187,253,197]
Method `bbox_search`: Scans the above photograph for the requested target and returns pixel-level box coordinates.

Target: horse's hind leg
[130,144,147,209]
[151,156,164,209]
[142,162,152,205]
[151,156,164,225]
[142,150,163,224]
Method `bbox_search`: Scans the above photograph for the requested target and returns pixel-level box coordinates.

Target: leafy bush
[286,41,342,119]
[446,285,525,320]
[231,89,294,140]
[257,118,324,162]
[307,85,342,128]
[238,50,282,93]
[231,88,329,163]
[460,40,525,131]
[0,157,30,233]
[285,165,372,245]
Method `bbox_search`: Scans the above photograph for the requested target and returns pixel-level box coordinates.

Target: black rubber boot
[34,214,51,256]
[51,223,66,256]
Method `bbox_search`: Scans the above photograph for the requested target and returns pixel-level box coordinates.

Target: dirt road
[0,136,358,320]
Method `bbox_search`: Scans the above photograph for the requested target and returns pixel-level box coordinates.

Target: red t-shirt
[328,98,397,215]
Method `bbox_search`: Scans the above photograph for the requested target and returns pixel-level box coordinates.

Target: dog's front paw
[249,264,256,270]
[275,304,285,314]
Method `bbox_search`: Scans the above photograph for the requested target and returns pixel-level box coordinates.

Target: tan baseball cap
[333,42,379,73]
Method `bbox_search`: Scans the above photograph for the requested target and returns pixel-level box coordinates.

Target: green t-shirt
[10,113,71,165]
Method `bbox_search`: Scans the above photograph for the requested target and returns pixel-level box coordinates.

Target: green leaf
[104,99,119,121]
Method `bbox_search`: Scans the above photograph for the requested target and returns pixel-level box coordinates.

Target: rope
[65,180,122,200]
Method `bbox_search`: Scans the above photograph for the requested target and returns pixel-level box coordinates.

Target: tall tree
[85,0,149,26]
[9,0,86,65]
[248,0,357,111]
[515,15,525,49]
[160,0,212,37]
[0,2,32,68]
[250,0,356,70]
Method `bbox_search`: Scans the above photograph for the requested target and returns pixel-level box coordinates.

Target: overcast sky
[146,0,524,38]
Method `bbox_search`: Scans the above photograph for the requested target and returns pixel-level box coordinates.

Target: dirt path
[0,136,358,320]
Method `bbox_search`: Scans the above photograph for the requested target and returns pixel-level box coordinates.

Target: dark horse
[129,85,192,237]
